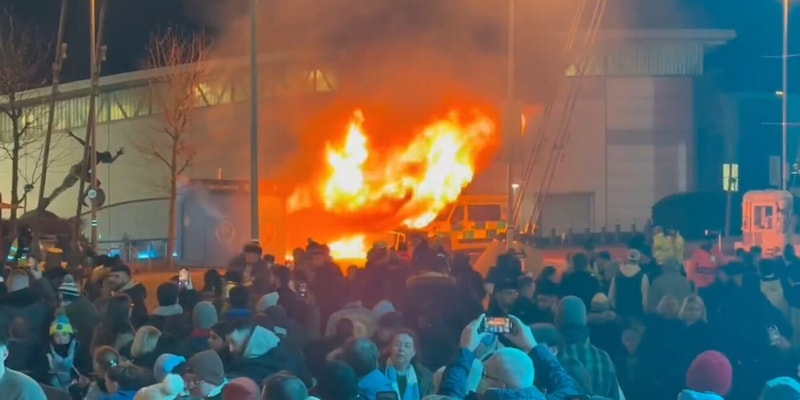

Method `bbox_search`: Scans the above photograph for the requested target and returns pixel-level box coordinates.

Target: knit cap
[555,296,587,327]
[185,350,226,386]
[192,301,218,330]
[686,350,733,396]
[58,275,81,301]
[760,377,800,400]
[223,377,260,400]
[153,354,186,382]
[50,313,73,336]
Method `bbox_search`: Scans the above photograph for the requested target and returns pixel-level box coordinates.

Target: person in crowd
[262,373,308,400]
[486,279,519,319]
[380,329,434,400]
[450,253,485,302]
[227,241,269,288]
[614,325,645,400]
[0,269,53,351]
[183,349,229,400]
[587,293,621,356]
[555,296,620,399]
[373,312,405,351]
[526,279,558,324]
[222,377,260,400]
[148,283,190,337]
[647,257,693,313]
[678,351,732,400]
[45,311,88,390]
[83,346,122,400]
[306,318,356,376]
[132,373,184,400]
[0,329,48,399]
[534,266,558,286]
[652,226,684,267]
[271,266,308,325]
[225,319,310,386]
[686,236,722,292]
[153,354,185,383]
[530,323,593,394]
[677,295,711,367]
[92,294,136,356]
[593,251,618,290]
[59,273,99,350]
[336,337,395,400]
[103,364,147,400]
[224,285,253,320]
[438,314,579,399]
[759,377,800,400]
[107,264,148,328]
[560,252,600,309]
[200,269,225,313]
[609,249,650,318]
[190,301,219,354]
[327,284,375,338]
[130,326,162,369]
[5,317,37,375]
[760,259,790,318]
[314,361,360,400]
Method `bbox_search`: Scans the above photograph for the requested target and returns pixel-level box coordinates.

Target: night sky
[0,0,797,93]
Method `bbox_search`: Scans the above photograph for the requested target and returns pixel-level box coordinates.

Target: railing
[96,238,168,264]
[521,219,654,248]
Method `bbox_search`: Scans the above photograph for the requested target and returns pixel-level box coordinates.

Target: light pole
[249,0,260,243]
[782,0,789,191]
[89,0,99,248]
[505,0,516,250]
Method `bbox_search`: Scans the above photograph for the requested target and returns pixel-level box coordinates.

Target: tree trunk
[9,113,21,236]
[166,140,178,269]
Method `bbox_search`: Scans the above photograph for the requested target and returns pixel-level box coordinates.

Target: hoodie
[227,326,311,387]
[648,262,692,313]
[609,263,649,317]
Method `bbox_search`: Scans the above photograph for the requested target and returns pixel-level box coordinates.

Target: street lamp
[781,0,789,190]
[249,0,260,243]
[506,0,516,249]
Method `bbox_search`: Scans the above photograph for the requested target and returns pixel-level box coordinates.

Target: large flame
[289,108,496,260]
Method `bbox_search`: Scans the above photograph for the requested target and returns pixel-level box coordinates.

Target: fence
[522,219,654,248]
[96,238,168,264]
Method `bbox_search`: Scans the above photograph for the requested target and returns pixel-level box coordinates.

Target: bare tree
[0,10,51,233]
[134,27,207,268]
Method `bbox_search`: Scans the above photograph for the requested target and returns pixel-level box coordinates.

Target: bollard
[614,221,621,243]
[631,220,637,233]
[584,225,590,235]
[645,219,653,232]
[600,226,607,243]
[566,226,574,246]
[550,227,557,241]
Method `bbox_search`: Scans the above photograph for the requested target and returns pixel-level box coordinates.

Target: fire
[288,108,497,259]
[328,235,368,260]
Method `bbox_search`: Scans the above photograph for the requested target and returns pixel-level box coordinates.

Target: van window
[433,205,453,222]
[450,206,465,224]
[754,205,774,230]
[468,205,501,222]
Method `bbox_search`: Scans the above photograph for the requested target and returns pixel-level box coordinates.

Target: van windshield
[468,204,501,222]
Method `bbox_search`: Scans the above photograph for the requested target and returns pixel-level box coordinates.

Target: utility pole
[249,0,260,243]
[505,0,516,250]
[781,0,789,191]
[73,0,106,251]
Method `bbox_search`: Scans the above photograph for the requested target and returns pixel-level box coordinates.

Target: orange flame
[328,235,368,260]
[288,108,496,258]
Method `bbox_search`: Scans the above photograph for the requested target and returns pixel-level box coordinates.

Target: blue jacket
[438,346,580,400]
[359,369,397,400]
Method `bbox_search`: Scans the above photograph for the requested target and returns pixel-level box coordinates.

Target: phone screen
[484,317,512,334]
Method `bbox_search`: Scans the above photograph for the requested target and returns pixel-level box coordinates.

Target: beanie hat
[50,313,73,336]
[153,354,186,382]
[256,292,280,313]
[58,274,81,301]
[686,350,733,396]
[223,377,260,400]
[186,350,226,386]
[591,293,610,312]
[760,377,800,400]
[192,301,218,330]
[555,296,587,328]
[133,374,185,400]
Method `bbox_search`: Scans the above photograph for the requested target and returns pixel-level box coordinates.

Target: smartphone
[178,268,189,286]
[484,317,512,334]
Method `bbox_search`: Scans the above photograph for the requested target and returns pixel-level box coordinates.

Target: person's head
[263,254,276,265]
[656,296,681,319]
[389,329,418,368]
[228,285,250,309]
[316,361,359,400]
[223,377,260,400]
[50,312,74,345]
[570,252,589,272]
[184,350,227,398]
[375,312,404,343]
[480,347,534,392]
[272,266,292,288]
[339,337,379,378]
[105,365,143,394]
[555,296,587,329]
[243,242,263,264]
[493,280,519,310]
[103,294,133,324]
[626,249,641,265]
[535,266,557,283]
[157,282,180,307]
[93,346,120,376]
[621,328,642,355]
[516,275,535,299]
[58,274,81,305]
[534,280,559,312]
[203,269,223,294]
[685,351,733,397]
[192,301,219,331]
[107,264,132,290]
[209,321,232,352]
[131,326,161,359]
[678,295,707,324]
[262,373,308,400]
[6,271,29,293]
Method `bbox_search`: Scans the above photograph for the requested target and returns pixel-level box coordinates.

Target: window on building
[722,163,739,192]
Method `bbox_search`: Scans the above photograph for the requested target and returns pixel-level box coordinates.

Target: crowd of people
[1,231,800,400]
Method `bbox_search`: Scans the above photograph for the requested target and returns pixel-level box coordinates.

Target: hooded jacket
[648,262,692,313]
[226,326,311,387]
[0,287,52,349]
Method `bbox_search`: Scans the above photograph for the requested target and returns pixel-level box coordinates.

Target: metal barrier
[96,238,168,264]
[521,219,654,248]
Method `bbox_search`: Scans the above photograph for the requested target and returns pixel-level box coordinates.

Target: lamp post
[88,0,100,249]
[505,0,516,250]
[249,0,260,243]
[782,0,789,191]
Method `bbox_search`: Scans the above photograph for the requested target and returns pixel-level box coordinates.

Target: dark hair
[334,318,355,339]
[203,269,223,296]
[92,294,133,351]
[106,365,144,391]
[272,266,292,287]
[315,361,359,400]
[571,253,589,271]
[340,338,379,377]
[263,373,308,400]
[516,275,535,290]
[156,282,180,307]
[229,286,250,309]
